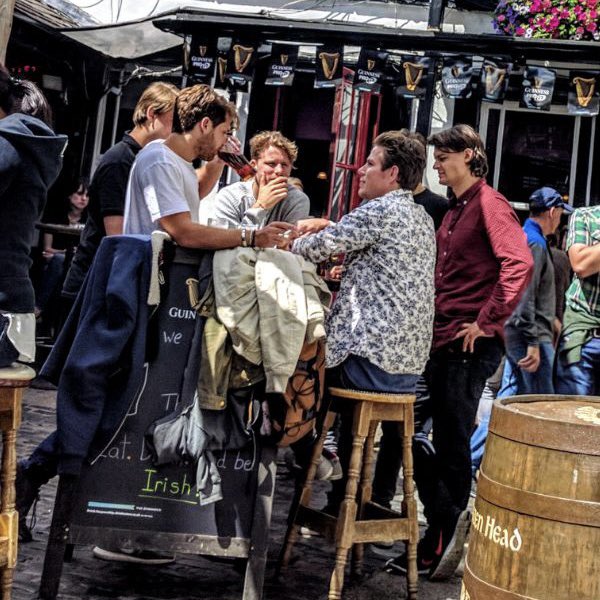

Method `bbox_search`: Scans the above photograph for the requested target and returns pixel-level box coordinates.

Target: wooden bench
[0,363,35,600]
[280,387,418,599]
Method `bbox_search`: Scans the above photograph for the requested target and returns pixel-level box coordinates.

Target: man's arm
[568,244,600,279]
[476,195,534,334]
[292,203,380,263]
[566,209,600,279]
[159,212,290,250]
[103,216,123,236]
[196,156,226,200]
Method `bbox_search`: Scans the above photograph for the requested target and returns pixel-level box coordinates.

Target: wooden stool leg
[402,408,418,600]
[279,410,336,570]
[351,420,378,579]
[0,386,23,600]
[329,403,370,600]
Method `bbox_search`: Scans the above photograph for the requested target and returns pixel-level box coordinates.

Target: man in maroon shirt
[388,124,533,580]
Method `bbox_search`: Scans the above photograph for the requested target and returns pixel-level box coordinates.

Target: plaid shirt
[565,206,600,318]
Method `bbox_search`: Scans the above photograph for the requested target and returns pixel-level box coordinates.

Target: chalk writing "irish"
[140,469,198,504]
[472,506,522,552]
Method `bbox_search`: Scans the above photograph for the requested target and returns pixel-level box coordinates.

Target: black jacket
[0,114,67,312]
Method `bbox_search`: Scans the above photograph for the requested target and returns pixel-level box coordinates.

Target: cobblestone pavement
[13,388,464,600]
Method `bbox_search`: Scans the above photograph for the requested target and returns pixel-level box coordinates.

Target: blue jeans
[499,334,555,396]
[555,337,600,396]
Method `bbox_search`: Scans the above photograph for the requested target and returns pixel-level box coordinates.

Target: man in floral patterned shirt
[292,130,436,512]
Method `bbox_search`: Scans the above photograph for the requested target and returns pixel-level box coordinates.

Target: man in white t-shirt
[123,84,290,249]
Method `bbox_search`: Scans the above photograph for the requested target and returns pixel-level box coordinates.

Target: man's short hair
[373,130,426,191]
[172,84,237,134]
[428,124,488,178]
[249,131,298,165]
[132,82,179,127]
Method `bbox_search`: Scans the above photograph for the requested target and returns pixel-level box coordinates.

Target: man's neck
[413,183,426,195]
[530,215,551,236]
[129,125,152,148]
[164,133,195,162]
[451,174,480,199]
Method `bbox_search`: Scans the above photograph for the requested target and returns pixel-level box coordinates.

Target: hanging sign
[314,45,343,89]
[184,36,217,84]
[441,56,474,99]
[265,44,299,87]
[354,48,388,93]
[568,71,599,116]
[520,66,556,111]
[480,59,511,104]
[396,55,430,98]
[225,41,257,84]
[214,51,229,89]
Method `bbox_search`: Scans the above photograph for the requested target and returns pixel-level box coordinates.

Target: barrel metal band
[478,470,600,528]
[463,562,537,599]
[489,405,600,455]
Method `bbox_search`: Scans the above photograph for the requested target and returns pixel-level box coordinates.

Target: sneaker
[428,509,471,581]
[384,532,439,577]
[314,455,334,480]
[322,448,343,481]
[92,546,175,565]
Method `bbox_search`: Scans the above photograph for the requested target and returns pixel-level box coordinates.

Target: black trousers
[371,376,433,507]
[418,337,503,531]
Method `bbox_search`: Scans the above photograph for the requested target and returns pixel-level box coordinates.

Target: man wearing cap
[499,187,572,396]
[555,203,600,395]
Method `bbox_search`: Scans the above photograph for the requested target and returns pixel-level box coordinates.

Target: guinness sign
[354,48,388,93]
[568,70,599,116]
[225,40,257,84]
[480,59,511,104]
[396,55,430,98]
[265,44,299,87]
[520,66,556,111]
[441,57,474,99]
[185,35,216,84]
[315,45,343,89]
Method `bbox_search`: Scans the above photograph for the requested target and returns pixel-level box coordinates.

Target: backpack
[262,339,326,447]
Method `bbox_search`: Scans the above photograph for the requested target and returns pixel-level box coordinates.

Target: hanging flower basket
[493,0,600,41]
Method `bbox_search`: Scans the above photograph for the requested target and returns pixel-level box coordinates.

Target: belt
[592,328,600,338]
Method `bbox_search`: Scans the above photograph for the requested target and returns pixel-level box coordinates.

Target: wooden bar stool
[0,363,35,600]
[280,387,418,600]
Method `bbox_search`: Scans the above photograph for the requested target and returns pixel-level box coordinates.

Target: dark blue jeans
[555,337,600,396]
[419,337,503,530]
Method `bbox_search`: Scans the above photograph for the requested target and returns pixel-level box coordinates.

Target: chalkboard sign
[40,246,276,600]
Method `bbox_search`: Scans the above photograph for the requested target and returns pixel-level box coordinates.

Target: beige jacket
[213,248,330,393]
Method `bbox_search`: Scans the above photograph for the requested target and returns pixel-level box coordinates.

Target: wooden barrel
[462,395,600,600]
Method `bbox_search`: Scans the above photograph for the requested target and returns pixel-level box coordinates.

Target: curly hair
[133,82,179,127]
[373,130,426,191]
[172,84,237,134]
[428,124,488,178]
[249,131,298,165]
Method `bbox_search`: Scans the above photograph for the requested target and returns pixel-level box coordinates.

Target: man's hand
[518,345,541,373]
[254,222,297,249]
[454,322,493,353]
[255,173,288,210]
[553,318,562,345]
[296,218,333,236]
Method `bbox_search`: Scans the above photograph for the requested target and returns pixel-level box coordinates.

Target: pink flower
[515,26,526,34]
[577,26,585,34]
[586,21,598,31]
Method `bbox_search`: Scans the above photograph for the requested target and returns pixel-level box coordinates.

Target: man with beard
[124,84,289,248]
